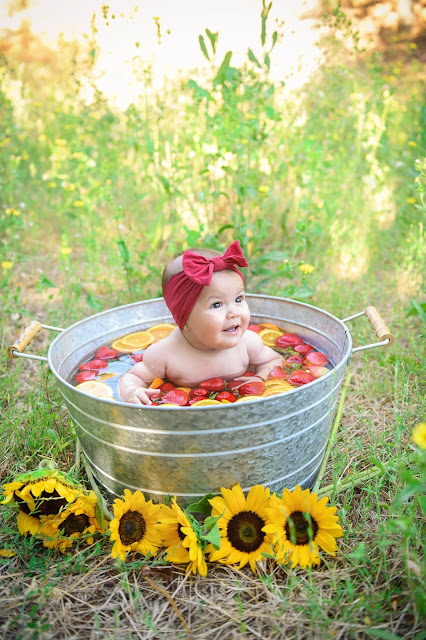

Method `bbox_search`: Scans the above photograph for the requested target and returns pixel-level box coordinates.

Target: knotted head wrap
[163,240,249,330]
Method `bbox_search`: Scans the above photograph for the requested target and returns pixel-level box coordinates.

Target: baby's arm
[118,343,166,405]
[243,330,283,382]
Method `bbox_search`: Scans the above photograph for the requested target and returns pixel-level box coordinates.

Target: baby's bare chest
[166,345,250,386]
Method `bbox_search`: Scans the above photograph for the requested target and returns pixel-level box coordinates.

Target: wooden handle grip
[365,306,394,345]
[8,321,43,358]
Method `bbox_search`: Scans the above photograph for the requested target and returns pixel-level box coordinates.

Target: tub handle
[342,306,394,353]
[7,320,64,362]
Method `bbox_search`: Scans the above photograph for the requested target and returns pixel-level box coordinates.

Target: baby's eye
[235,295,244,303]
[211,301,222,309]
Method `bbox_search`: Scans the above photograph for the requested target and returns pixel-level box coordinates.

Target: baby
[119,240,283,405]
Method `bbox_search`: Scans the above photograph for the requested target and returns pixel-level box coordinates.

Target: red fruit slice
[275,333,304,348]
[288,370,315,386]
[247,324,261,333]
[227,379,242,390]
[285,355,304,364]
[238,381,265,396]
[75,371,96,383]
[215,391,237,403]
[162,389,189,406]
[308,365,329,379]
[79,359,108,371]
[159,382,176,393]
[242,370,255,377]
[189,388,210,399]
[294,343,313,355]
[95,346,119,360]
[199,378,226,392]
[304,351,329,366]
[268,366,288,380]
[130,353,144,362]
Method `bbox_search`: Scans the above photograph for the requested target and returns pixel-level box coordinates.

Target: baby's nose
[227,305,239,317]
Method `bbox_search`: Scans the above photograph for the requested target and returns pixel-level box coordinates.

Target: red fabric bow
[163,240,248,330]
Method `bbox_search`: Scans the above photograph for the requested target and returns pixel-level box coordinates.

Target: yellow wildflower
[406,198,416,205]
[408,141,416,147]
[1,261,13,270]
[258,186,269,193]
[73,200,85,207]
[60,247,72,256]
[412,423,426,450]
[299,263,315,275]
[5,208,20,216]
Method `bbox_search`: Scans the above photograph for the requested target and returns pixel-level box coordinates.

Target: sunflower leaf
[202,523,221,550]
[186,494,218,515]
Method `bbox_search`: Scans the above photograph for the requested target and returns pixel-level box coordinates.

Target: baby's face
[184,270,250,351]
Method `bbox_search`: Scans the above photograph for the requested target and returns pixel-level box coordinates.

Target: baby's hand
[126,387,161,406]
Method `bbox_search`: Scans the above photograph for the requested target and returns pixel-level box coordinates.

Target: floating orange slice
[149,377,165,389]
[76,380,114,398]
[264,380,293,390]
[236,395,262,402]
[147,323,176,342]
[98,373,117,381]
[176,386,192,394]
[258,329,284,347]
[190,399,223,406]
[258,322,282,331]
[120,331,155,349]
[111,339,134,353]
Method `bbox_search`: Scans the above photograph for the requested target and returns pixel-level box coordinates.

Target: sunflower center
[227,510,265,553]
[118,510,146,545]
[285,511,319,546]
[177,524,186,541]
[62,513,90,535]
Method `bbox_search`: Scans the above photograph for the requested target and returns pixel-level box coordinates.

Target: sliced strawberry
[304,351,329,366]
[275,333,304,348]
[199,378,226,392]
[159,382,176,393]
[294,343,313,355]
[95,346,119,360]
[189,387,210,399]
[75,371,96,383]
[227,379,243,391]
[162,389,189,406]
[79,359,108,371]
[247,324,261,333]
[268,366,288,380]
[130,353,144,362]
[308,365,329,379]
[238,381,265,396]
[242,370,255,377]
[285,355,304,364]
[288,370,315,386]
[215,391,237,403]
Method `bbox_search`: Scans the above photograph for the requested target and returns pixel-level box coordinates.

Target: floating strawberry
[288,370,315,386]
[75,371,96,384]
[285,355,304,364]
[162,389,189,406]
[308,365,329,378]
[79,359,108,371]
[238,381,265,396]
[189,387,209,399]
[130,353,144,362]
[159,382,176,393]
[304,351,329,366]
[215,391,237,403]
[294,343,313,355]
[275,333,304,348]
[242,370,255,377]
[227,379,243,391]
[268,366,288,379]
[199,378,226,392]
[95,346,119,360]
[247,324,261,333]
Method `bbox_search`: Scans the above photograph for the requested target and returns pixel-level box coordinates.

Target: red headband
[163,240,249,330]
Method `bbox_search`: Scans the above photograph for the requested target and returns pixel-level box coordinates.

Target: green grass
[0,3,425,639]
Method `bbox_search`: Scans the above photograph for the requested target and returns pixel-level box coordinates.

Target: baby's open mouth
[223,325,239,332]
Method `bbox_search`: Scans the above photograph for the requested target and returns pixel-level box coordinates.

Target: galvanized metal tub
[9,295,392,505]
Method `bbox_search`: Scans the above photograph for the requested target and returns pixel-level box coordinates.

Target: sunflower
[412,422,426,450]
[17,510,42,536]
[37,492,104,552]
[159,497,207,576]
[206,484,275,573]
[109,489,163,561]
[2,469,81,517]
[264,485,343,569]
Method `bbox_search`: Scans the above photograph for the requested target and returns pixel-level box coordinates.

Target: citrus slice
[76,380,114,398]
[120,331,155,349]
[264,380,293,390]
[236,395,262,402]
[111,339,135,353]
[176,386,192,394]
[149,377,165,389]
[258,329,284,347]
[98,373,117,381]
[258,322,282,331]
[147,323,176,342]
[190,399,223,406]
